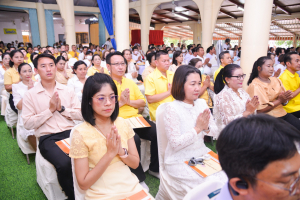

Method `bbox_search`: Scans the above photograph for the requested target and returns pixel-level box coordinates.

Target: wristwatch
[58,106,65,113]
[282,101,289,106]
[119,148,128,158]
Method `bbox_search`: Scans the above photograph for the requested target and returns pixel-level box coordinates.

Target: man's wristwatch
[119,148,128,158]
[282,101,289,106]
[58,106,65,113]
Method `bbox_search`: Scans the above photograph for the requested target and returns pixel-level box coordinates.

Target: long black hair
[214,64,241,94]
[247,56,272,85]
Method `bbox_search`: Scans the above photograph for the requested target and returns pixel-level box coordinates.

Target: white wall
[53,15,90,43]
[0,11,30,44]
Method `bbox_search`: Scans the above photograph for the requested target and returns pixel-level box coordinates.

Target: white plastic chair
[70,123,86,200]
[16,110,35,164]
[4,97,17,139]
[36,139,68,200]
[1,90,9,116]
[183,180,224,200]
[155,103,178,200]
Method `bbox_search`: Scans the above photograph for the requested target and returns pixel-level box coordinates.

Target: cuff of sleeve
[45,108,54,117]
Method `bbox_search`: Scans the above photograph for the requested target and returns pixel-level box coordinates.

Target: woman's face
[92,84,116,119]
[96,46,100,51]
[75,64,87,79]
[124,51,132,61]
[56,59,66,71]
[195,61,203,69]
[92,56,101,66]
[226,68,244,90]
[183,72,201,102]
[176,53,183,64]
[11,52,24,67]
[54,48,58,54]
[20,64,33,81]
[62,53,68,60]
[259,59,274,78]
[21,49,27,57]
[3,54,10,66]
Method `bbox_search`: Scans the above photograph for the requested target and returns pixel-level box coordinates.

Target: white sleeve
[12,84,22,107]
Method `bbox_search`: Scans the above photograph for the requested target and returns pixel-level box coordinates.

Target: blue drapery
[45,10,55,46]
[96,0,117,50]
[28,8,41,47]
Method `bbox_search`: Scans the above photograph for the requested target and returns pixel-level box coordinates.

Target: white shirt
[101,60,108,70]
[0,66,6,92]
[184,53,194,65]
[274,63,286,77]
[105,41,112,49]
[78,52,85,60]
[222,43,230,51]
[132,53,141,63]
[67,75,86,102]
[83,59,91,68]
[275,56,279,65]
[175,47,181,51]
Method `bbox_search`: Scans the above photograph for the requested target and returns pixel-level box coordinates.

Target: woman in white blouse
[67,60,88,102]
[213,64,258,131]
[12,63,37,150]
[0,53,10,115]
[159,65,227,200]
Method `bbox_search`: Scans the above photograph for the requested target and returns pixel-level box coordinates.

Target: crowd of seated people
[0,39,300,200]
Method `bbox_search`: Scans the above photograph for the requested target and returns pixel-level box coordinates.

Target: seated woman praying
[158,65,227,200]
[69,73,154,200]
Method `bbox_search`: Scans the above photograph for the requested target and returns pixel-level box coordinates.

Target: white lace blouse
[163,99,227,197]
[213,85,251,131]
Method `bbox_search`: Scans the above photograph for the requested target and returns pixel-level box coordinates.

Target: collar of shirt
[154,68,171,79]
[35,81,64,95]
[285,69,298,78]
[220,65,224,69]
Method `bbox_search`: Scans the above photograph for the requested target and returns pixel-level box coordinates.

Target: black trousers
[130,118,159,182]
[279,113,300,131]
[39,130,74,200]
[9,93,18,114]
[291,110,300,118]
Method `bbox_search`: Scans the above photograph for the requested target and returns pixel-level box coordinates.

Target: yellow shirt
[87,66,109,76]
[144,68,174,121]
[214,65,224,81]
[94,51,103,58]
[113,77,146,119]
[26,53,32,63]
[279,69,300,113]
[199,74,213,108]
[68,51,78,60]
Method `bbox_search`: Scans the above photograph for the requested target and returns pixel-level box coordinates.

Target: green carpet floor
[0,115,216,199]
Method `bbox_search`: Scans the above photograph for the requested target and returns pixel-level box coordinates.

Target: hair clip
[188,157,204,166]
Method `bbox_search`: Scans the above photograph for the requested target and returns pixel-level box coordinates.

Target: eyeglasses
[92,95,118,104]
[111,63,126,67]
[255,175,300,196]
[230,74,246,80]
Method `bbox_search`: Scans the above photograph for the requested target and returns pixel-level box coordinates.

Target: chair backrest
[183,180,224,200]
[70,123,85,200]
[155,103,169,170]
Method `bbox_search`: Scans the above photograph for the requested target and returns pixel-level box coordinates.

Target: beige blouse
[56,69,74,85]
[247,77,287,117]
[141,66,155,82]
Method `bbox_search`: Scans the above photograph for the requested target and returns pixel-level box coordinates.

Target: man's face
[221,53,232,66]
[48,47,54,54]
[248,153,300,200]
[37,57,56,81]
[83,48,88,54]
[66,45,69,51]
[61,45,66,52]
[108,55,126,78]
[155,54,170,73]
[72,45,76,51]
[27,47,33,54]
[287,54,300,72]
[34,47,38,51]
[198,48,204,57]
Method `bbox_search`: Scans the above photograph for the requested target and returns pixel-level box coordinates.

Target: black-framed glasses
[230,74,246,80]
[92,95,118,104]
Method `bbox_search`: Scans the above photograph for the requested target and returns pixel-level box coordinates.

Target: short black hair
[217,114,300,186]
[155,50,168,60]
[83,46,88,50]
[171,65,201,101]
[81,73,119,125]
[275,47,282,56]
[55,56,66,64]
[278,54,285,63]
[132,46,138,51]
[106,51,126,65]
[86,51,93,55]
[284,52,298,65]
[73,60,87,74]
[33,53,56,69]
[147,52,155,65]
[192,47,198,54]
[17,62,31,74]
[219,51,229,61]
[9,50,23,67]
[188,58,202,67]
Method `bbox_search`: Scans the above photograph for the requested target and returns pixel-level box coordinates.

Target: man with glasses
[215,114,300,200]
[106,51,160,189]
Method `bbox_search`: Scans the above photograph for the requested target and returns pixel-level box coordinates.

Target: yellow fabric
[26,53,32,63]
[69,119,153,200]
[68,51,78,60]
[247,77,287,118]
[199,74,213,108]
[114,77,146,119]
[55,69,74,85]
[87,66,109,76]
[53,53,59,58]
[144,68,174,121]
[279,69,300,113]
[94,51,103,58]
[214,65,224,81]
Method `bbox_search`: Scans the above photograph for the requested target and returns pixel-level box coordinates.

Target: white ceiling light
[174,13,188,20]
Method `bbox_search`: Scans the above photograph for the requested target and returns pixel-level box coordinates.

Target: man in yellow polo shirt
[68,45,78,60]
[213,51,232,81]
[279,52,300,118]
[106,51,160,185]
[145,51,174,121]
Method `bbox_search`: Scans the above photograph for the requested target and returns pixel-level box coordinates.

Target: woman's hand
[28,79,34,89]
[106,126,121,158]
[278,91,293,103]
[100,67,104,73]
[131,71,138,79]
[194,109,210,133]
[245,96,259,114]
[203,75,211,88]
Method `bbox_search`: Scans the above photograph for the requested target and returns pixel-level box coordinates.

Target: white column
[240,0,273,88]
[56,0,76,46]
[238,36,242,47]
[201,0,213,51]
[36,2,47,46]
[115,0,129,51]
[141,0,149,53]
[192,23,202,45]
